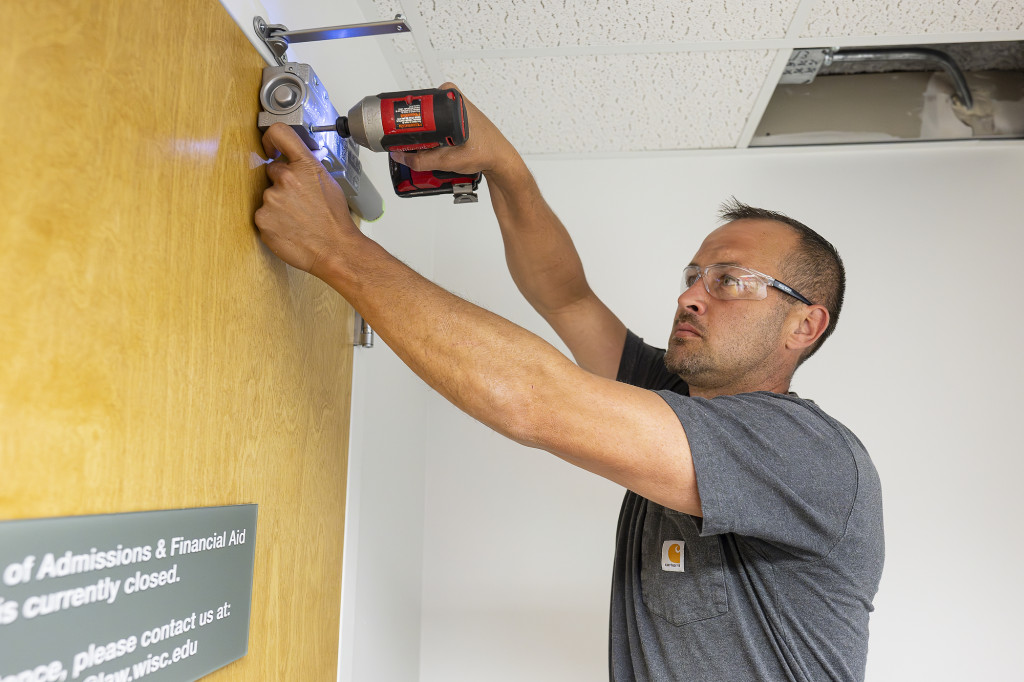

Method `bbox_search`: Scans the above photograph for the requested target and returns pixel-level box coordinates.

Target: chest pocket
[640,505,729,626]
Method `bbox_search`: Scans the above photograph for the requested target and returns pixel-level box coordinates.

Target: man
[255,85,884,681]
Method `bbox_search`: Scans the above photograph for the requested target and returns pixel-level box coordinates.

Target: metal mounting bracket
[254,15,412,66]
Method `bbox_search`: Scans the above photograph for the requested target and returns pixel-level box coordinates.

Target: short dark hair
[718,198,845,363]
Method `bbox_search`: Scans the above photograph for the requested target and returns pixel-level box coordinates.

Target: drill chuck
[311,96,386,151]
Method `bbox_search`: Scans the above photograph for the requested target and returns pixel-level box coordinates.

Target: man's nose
[677,278,709,315]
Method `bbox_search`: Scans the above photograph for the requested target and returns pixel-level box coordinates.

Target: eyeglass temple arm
[769,279,813,305]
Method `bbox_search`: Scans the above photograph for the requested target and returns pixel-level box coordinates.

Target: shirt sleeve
[617,330,689,395]
[657,390,861,560]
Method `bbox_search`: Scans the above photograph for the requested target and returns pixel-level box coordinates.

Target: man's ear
[787,305,829,353]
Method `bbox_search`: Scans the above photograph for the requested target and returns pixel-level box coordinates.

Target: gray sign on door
[0,505,257,681]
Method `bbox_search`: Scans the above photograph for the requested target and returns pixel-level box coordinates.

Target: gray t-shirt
[611,331,884,681]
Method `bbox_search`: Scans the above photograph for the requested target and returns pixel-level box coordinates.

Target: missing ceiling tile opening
[751,41,1024,147]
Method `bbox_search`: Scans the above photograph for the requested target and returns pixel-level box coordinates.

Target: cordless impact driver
[312,88,481,204]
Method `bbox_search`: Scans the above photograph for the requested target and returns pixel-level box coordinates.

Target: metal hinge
[354,312,374,348]
[254,15,412,66]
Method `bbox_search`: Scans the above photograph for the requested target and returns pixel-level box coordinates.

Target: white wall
[411,141,1024,681]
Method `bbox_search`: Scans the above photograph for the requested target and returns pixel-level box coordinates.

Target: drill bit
[310,117,351,136]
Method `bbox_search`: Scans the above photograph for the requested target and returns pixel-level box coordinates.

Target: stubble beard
[664,313,718,384]
[665,337,717,385]
[664,305,791,391]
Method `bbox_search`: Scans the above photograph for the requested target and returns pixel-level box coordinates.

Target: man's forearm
[485,157,592,318]
[319,228,579,446]
[483,156,627,378]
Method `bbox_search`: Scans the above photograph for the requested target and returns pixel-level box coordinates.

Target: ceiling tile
[402,60,432,86]
[802,0,1024,37]
[372,0,802,50]
[429,51,776,153]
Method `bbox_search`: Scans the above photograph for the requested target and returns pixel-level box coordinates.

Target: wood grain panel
[0,0,352,678]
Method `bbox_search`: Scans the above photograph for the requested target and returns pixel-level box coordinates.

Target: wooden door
[0,0,352,678]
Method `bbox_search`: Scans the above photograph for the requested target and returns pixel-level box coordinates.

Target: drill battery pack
[389,159,481,204]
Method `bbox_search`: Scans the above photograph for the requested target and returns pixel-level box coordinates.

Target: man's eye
[719,275,740,288]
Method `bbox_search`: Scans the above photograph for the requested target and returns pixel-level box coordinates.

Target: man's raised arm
[391,85,627,379]
[254,122,701,517]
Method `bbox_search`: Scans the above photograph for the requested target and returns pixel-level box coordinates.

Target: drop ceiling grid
[356,0,1024,153]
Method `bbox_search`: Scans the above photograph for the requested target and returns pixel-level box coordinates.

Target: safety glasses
[681,264,813,305]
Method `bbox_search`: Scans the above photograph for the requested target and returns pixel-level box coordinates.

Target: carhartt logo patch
[661,541,685,572]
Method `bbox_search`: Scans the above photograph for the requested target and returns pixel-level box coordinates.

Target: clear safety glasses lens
[681,265,769,301]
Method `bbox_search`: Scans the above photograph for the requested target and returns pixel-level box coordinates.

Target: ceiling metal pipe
[826,47,974,110]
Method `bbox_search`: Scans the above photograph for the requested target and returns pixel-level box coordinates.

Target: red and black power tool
[311,88,481,204]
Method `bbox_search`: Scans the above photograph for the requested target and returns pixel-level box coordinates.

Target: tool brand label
[393,99,424,129]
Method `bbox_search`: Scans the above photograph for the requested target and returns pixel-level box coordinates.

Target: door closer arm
[254,15,412,66]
